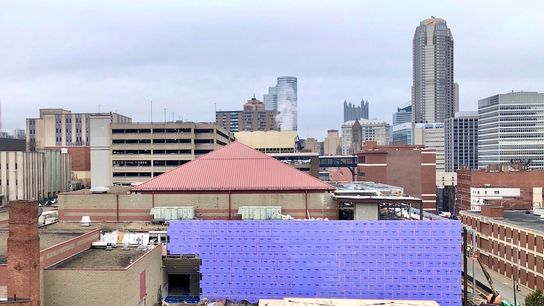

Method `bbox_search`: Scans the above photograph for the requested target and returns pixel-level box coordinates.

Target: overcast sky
[1,0,543,138]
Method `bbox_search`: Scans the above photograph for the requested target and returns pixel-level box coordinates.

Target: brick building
[1,201,163,306]
[456,168,544,213]
[460,208,544,290]
[357,141,437,211]
[216,97,278,133]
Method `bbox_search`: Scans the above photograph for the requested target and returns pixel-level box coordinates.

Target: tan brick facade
[43,246,164,306]
[58,190,336,222]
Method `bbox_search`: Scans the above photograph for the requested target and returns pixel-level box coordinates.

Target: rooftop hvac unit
[238,206,282,220]
[81,216,91,227]
[90,187,109,194]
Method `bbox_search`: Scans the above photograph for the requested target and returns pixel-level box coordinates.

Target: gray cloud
[1,0,544,138]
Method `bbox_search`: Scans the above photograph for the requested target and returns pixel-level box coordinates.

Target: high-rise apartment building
[216,98,278,133]
[90,121,233,187]
[344,100,369,121]
[478,92,544,169]
[26,109,131,187]
[393,104,412,126]
[412,17,458,123]
[444,112,478,172]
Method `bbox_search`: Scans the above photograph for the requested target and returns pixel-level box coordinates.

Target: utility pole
[472,232,476,297]
[463,227,468,306]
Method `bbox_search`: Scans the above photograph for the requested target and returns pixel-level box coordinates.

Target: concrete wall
[0,151,71,205]
[354,204,378,220]
[90,116,113,188]
[42,245,163,306]
[59,191,336,221]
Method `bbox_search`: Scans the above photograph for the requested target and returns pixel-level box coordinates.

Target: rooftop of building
[462,210,544,233]
[34,108,131,118]
[268,152,319,157]
[332,181,403,196]
[40,221,167,233]
[420,16,447,25]
[0,138,26,151]
[132,141,334,192]
[0,230,82,264]
[259,298,439,306]
[342,119,389,126]
[50,247,149,269]
[60,186,132,195]
[361,141,428,152]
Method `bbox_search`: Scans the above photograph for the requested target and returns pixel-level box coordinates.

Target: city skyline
[2,1,544,138]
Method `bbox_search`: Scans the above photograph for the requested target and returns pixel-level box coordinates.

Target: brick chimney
[481,205,504,219]
[7,201,40,306]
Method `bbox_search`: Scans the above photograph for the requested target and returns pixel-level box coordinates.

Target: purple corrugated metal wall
[168,220,461,305]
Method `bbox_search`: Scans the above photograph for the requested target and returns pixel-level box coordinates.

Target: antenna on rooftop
[150,101,153,123]
[164,108,167,123]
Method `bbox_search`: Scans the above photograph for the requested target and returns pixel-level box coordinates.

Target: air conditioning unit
[81,216,91,227]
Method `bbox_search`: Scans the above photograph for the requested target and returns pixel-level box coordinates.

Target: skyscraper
[412,17,457,123]
[343,100,369,121]
[263,86,277,111]
[445,111,478,172]
[392,104,412,126]
[275,76,297,131]
[478,92,544,169]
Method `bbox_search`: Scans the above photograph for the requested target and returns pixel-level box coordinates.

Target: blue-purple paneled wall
[168,220,461,305]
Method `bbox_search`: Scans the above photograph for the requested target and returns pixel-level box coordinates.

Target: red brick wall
[0,264,6,286]
[7,201,40,306]
[46,146,90,171]
[456,170,544,213]
[328,167,354,182]
[357,144,436,210]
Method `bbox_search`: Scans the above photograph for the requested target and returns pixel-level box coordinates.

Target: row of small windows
[112,128,207,134]
[113,160,189,167]
[111,149,213,155]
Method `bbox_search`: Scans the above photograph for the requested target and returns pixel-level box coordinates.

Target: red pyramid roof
[132,141,334,192]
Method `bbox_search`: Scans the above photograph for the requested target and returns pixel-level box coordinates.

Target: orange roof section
[132,141,335,192]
